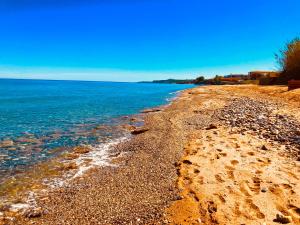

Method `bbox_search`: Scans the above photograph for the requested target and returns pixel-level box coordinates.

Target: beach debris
[131,128,149,135]
[273,213,292,224]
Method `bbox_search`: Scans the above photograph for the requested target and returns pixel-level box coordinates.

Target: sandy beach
[2,85,300,225]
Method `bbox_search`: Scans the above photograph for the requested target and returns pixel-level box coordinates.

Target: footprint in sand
[214,193,226,203]
[287,204,300,218]
[188,190,200,202]
[225,165,235,180]
[197,176,204,185]
[215,153,227,159]
[226,170,235,180]
[280,183,296,195]
[255,169,263,175]
[269,184,286,197]
[234,202,242,217]
[245,199,265,219]
[193,168,200,174]
[247,151,255,156]
[183,176,193,185]
[256,157,271,167]
[275,204,299,223]
[240,182,253,197]
[249,177,261,194]
[215,174,225,183]
[219,152,227,157]
[230,160,239,166]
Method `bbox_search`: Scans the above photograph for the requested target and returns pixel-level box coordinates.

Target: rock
[74,146,91,154]
[23,207,42,218]
[0,139,14,148]
[120,124,136,132]
[273,213,292,224]
[141,108,161,113]
[130,117,140,122]
[182,159,193,165]
[261,187,267,193]
[261,145,268,150]
[258,115,265,120]
[61,162,78,170]
[131,128,149,135]
[65,153,80,160]
[206,124,218,130]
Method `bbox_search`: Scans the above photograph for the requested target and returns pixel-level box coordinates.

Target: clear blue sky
[0,0,299,81]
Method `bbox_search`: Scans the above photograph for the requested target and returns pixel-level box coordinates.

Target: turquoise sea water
[0,79,193,179]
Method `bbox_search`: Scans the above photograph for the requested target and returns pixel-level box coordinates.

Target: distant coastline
[139,79,196,84]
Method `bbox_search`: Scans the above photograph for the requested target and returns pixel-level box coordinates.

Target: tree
[276,38,300,82]
[194,76,205,84]
[213,75,222,85]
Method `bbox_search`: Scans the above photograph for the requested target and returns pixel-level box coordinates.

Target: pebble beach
[1,85,300,225]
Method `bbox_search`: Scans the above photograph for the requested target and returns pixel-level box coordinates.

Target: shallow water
[0,79,193,181]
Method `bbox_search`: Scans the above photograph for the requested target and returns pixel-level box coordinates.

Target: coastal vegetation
[276,38,300,82]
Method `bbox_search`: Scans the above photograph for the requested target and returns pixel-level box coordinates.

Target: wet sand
[2,85,300,225]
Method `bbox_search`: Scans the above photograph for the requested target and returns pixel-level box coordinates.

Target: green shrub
[276,38,300,82]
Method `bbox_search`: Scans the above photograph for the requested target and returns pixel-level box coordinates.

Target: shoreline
[0,87,190,223]
[1,85,300,224]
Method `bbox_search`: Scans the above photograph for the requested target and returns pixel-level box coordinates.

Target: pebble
[273,213,292,224]
[131,128,149,135]
[23,207,42,218]
[261,187,268,193]
[74,146,91,154]
[219,97,300,158]
[206,124,218,130]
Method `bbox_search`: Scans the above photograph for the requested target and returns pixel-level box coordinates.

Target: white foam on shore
[45,135,130,188]
[72,136,129,179]
[9,191,38,213]
[166,90,184,102]
[4,136,130,215]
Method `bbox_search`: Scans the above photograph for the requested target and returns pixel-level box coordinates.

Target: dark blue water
[0,79,192,176]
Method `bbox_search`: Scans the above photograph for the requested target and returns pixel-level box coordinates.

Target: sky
[0,0,299,82]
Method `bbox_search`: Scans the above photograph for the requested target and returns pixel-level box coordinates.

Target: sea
[0,78,193,200]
